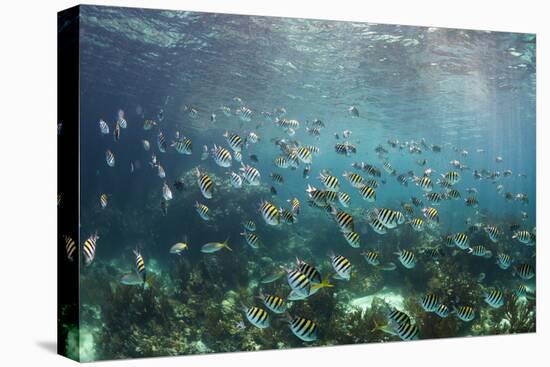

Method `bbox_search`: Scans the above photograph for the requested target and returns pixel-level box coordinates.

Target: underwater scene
[64,5,536,361]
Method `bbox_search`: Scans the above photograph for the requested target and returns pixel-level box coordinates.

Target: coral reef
[77,166,536,359]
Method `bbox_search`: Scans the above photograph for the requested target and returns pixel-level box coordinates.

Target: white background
[0,0,546,365]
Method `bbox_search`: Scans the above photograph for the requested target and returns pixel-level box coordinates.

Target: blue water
[73,5,536,361]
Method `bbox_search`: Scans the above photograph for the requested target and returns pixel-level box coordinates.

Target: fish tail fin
[370,319,383,332]
[284,312,292,323]
[223,237,232,251]
[311,276,334,290]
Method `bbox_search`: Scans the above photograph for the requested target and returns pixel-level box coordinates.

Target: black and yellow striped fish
[469,245,490,257]
[243,306,270,328]
[415,175,433,192]
[296,146,312,164]
[435,303,449,318]
[324,190,338,204]
[64,235,76,262]
[442,171,460,185]
[133,249,146,283]
[331,208,354,233]
[196,168,214,199]
[362,250,380,266]
[515,263,535,280]
[464,196,479,207]
[240,230,260,248]
[372,208,399,228]
[444,233,455,247]
[286,151,300,168]
[396,249,416,269]
[363,164,380,177]
[496,253,512,269]
[319,172,339,191]
[401,202,414,215]
[485,225,501,243]
[484,289,504,308]
[105,149,115,167]
[342,231,360,248]
[369,217,388,234]
[212,144,232,167]
[274,156,289,168]
[394,321,420,340]
[157,131,167,152]
[422,207,439,222]
[258,292,286,314]
[306,185,326,206]
[288,197,300,214]
[446,188,461,200]
[305,145,320,154]
[238,106,253,122]
[242,220,256,231]
[359,184,376,202]
[383,161,396,175]
[515,284,527,298]
[270,173,284,184]
[194,201,210,221]
[388,309,411,326]
[223,131,243,152]
[425,192,441,204]
[289,315,318,342]
[82,233,99,266]
[100,193,108,209]
[172,137,192,155]
[343,171,364,188]
[512,230,533,244]
[286,269,311,296]
[420,293,440,312]
[240,163,261,185]
[296,259,322,284]
[260,200,280,226]
[338,191,351,207]
[281,208,297,224]
[454,305,475,322]
[453,232,470,250]
[410,217,424,231]
[366,178,379,188]
[331,254,352,280]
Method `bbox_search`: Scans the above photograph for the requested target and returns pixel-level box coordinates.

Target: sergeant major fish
[242,305,270,329]
[196,168,214,199]
[133,249,146,283]
[82,233,99,266]
[330,254,352,280]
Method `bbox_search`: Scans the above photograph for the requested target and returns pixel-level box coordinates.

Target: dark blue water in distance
[72,5,535,361]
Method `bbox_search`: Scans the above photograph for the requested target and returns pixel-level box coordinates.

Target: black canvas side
[57,5,80,362]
